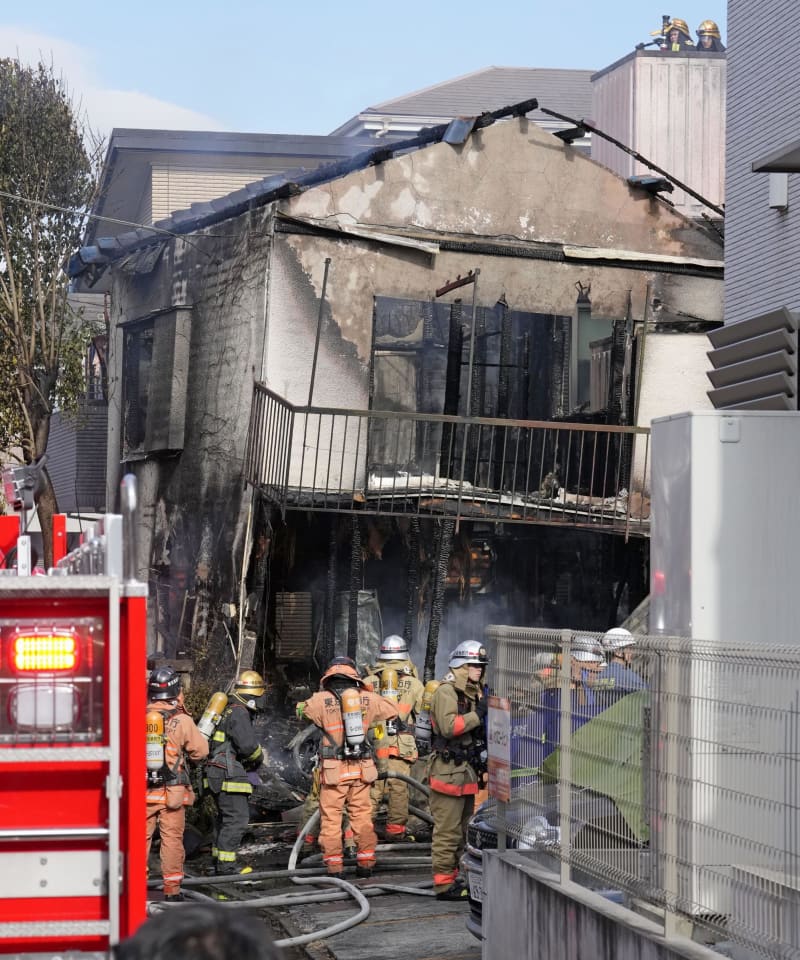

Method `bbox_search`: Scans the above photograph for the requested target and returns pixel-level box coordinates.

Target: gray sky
[0,2,728,136]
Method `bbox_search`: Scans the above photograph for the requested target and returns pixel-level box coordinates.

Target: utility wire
[0,188,190,240]
[0,188,236,261]
[537,106,726,220]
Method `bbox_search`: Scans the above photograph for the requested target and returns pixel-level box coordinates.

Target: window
[121,307,191,459]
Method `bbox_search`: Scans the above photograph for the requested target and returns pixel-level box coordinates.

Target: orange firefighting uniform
[299,673,399,875]
[145,699,208,896]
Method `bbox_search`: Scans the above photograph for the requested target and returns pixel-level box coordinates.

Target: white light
[9,683,78,731]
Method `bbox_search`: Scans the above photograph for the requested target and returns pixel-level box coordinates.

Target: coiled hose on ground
[148,769,436,949]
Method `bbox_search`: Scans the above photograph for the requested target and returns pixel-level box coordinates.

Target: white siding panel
[725,0,800,326]
[151,165,278,222]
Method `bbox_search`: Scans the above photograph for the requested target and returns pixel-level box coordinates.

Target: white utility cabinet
[650,410,800,919]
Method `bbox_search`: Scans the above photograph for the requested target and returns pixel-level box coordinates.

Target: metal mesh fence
[485,625,800,959]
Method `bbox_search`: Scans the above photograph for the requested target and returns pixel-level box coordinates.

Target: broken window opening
[120,306,191,459]
[122,320,154,457]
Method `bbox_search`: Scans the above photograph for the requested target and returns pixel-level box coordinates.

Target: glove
[247,770,263,788]
[475,697,488,724]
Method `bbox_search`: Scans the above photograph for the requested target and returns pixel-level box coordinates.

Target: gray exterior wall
[725,0,800,325]
[106,119,723,657]
[48,402,108,513]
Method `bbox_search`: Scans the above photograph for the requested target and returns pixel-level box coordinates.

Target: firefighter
[428,640,488,900]
[205,670,267,875]
[145,666,209,902]
[297,681,356,861]
[296,656,399,878]
[662,18,695,51]
[364,635,424,842]
[595,627,648,707]
[696,19,726,52]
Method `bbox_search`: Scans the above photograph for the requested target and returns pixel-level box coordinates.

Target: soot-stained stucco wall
[108,209,274,662]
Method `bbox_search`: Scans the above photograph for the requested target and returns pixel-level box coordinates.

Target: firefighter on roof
[145,666,209,902]
[363,635,424,842]
[205,670,267,875]
[696,19,726,51]
[662,18,695,51]
[428,640,488,900]
[296,656,399,878]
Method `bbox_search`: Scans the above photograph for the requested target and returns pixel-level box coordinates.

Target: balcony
[244,384,651,537]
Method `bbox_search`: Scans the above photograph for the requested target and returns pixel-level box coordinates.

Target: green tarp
[541,691,648,842]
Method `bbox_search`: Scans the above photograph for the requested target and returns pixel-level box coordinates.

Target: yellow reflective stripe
[246,745,262,762]
[217,850,237,862]
[212,730,226,742]
[221,780,253,793]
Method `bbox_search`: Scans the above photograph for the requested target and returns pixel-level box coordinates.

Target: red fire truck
[0,469,148,956]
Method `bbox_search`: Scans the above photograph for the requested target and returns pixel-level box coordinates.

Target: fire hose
[149,770,436,948]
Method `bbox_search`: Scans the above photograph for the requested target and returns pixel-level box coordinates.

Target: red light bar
[12,633,78,672]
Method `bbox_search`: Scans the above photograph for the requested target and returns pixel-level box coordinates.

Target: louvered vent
[706,307,799,410]
[274,592,313,660]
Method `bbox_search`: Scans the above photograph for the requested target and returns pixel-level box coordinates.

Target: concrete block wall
[483,852,723,960]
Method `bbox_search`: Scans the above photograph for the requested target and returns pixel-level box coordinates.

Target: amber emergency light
[11,632,79,672]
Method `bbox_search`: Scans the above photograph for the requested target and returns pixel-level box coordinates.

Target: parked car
[462,691,649,940]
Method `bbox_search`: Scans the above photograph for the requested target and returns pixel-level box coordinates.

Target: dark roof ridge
[69,97,538,283]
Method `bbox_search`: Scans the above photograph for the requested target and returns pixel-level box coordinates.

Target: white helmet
[571,636,605,663]
[602,627,636,653]
[449,640,489,670]
[379,635,409,661]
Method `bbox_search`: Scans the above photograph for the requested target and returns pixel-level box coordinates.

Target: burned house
[69,101,723,686]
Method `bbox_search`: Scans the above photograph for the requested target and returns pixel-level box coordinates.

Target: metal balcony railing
[245,383,651,537]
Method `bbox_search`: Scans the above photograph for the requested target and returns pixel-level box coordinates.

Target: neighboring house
[74,129,377,293]
[724,0,798,328]
[704,0,799,410]
[331,66,595,151]
[47,292,108,515]
[69,101,723,667]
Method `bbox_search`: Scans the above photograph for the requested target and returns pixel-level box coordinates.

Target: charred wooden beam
[440,301,463,475]
[324,517,337,665]
[424,518,455,682]
[347,517,362,661]
[403,517,420,647]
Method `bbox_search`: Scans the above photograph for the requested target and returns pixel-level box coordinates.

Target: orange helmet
[321,656,366,689]
[697,19,721,39]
